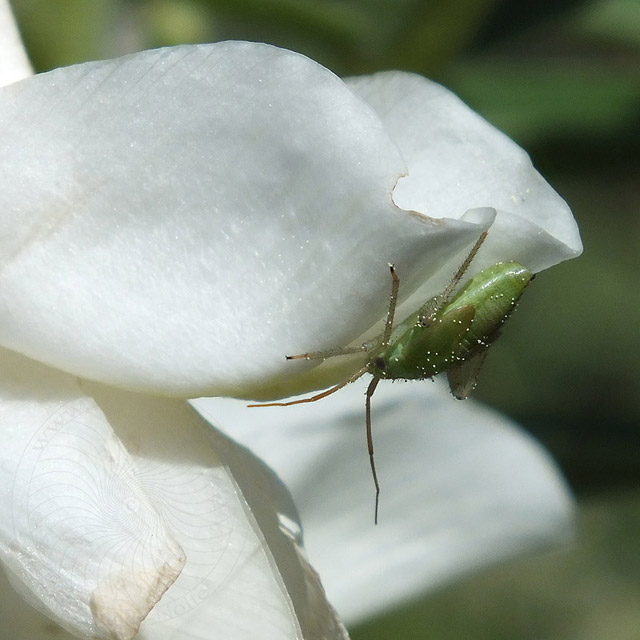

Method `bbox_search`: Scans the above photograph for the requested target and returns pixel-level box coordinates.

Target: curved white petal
[346,72,583,272]
[1,43,547,398]
[83,383,349,640]
[195,380,574,624]
[0,348,347,639]
[0,0,32,87]
[0,349,184,639]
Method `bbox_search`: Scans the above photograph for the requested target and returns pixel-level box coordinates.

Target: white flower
[0,6,581,638]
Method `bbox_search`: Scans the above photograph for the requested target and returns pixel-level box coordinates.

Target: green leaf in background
[575,0,640,47]
[11,0,115,70]
[447,61,640,146]
[140,0,214,46]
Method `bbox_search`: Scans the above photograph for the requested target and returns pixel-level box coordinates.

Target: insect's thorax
[369,262,533,381]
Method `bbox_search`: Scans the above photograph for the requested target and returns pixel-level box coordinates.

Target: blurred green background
[9,0,639,637]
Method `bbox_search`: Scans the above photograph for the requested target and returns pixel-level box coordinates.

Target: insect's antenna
[365,376,381,524]
[419,230,488,325]
[248,365,369,408]
[285,345,367,360]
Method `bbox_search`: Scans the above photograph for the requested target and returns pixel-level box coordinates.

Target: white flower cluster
[0,6,581,638]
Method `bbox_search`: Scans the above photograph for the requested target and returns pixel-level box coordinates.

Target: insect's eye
[373,357,386,370]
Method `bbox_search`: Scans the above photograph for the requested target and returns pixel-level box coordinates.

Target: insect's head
[368,355,390,379]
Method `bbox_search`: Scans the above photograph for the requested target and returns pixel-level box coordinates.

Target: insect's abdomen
[452,262,533,357]
[370,262,533,381]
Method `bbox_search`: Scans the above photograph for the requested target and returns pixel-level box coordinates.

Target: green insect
[253,231,534,522]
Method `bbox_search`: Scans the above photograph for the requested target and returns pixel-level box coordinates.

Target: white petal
[0,347,347,639]
[83,382,349,640]
[0,42,491,397]
[195,379,574,624]
[346,72,583,272]
[0,348,184,639]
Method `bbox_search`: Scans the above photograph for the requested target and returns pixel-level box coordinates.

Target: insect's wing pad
[446,350,488,399]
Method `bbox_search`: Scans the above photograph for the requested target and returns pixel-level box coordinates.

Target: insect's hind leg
[365,376,381,524]
[248,365,369,408]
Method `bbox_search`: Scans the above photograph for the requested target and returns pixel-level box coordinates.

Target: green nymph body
[252,232,534,521]
[369,262,533,395]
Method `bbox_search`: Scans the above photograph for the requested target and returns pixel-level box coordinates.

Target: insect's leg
[418,230,488,326]
[380,264,400,347]
[248,365,369,408]
[286,345,368,360]
[365,376,381,524]
[290,263,400,359]
[444,230,489,295]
